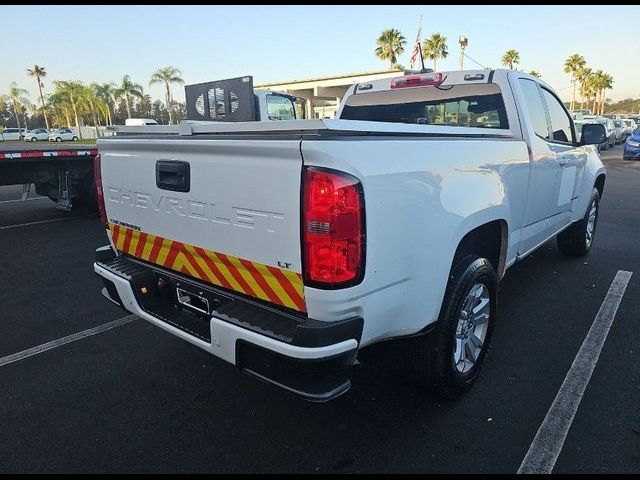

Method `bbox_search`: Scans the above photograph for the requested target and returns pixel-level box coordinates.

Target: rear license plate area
[132,270,234,343]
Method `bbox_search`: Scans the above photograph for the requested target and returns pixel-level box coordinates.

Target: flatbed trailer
[0,144,97,210]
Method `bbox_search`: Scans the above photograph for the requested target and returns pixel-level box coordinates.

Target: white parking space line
[518,270,633,474]
[0,214,94,230]
[0,196,47,204]
[0,315,137,368]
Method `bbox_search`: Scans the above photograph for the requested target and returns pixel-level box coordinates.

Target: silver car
[48,128,79,142]
[23,128,51,142]
[612,120,625,144]
[621,119,635,140]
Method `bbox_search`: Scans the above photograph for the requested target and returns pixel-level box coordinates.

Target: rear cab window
[340,83,509,129]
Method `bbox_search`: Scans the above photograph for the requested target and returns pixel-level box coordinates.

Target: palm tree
[8,82,29,130]
[48,92,72,127]
[599,73,614,115]
[587,70,604,115]
[82,84,102,131]
[563,54,586,111]
[26,65,50,129]
[576,67,592,109]
[501,49,520,69]
[114,75,144,119]
[53,80,85,139]
[25,101,42,130]
[422,33,448,71]
[149,66,184,125]
[93,82,117,125]
[375,29,406,69]
[584,74,599,113]
[529,70,541,78]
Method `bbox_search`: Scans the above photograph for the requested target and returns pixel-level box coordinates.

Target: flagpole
[418,15,425,72]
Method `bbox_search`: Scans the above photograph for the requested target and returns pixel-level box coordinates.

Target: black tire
[56,137,62,142]
[72,136,78,141]
[557,188,600,257]
[30,137,37,142]
[405,255,498,399]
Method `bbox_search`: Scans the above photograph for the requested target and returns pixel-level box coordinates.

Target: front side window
[341,83,508,128]
[518,79,549,139]
[541,88,574,143]
[266,94,296,120]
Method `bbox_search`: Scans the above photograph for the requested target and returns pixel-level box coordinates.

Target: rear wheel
[557,188,600,257]
[405,255,497,399]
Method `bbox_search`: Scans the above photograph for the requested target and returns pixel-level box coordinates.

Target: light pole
[459,35,468,71]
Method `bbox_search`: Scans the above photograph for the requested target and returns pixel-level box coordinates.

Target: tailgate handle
[156,160,190,192]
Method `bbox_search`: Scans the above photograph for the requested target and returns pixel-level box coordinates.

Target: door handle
[156,160,190,192]
[558,157,570,167]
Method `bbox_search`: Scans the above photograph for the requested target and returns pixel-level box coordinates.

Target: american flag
[409,26,422,69]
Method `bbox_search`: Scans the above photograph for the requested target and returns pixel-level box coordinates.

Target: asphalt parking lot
[1,145,638,473]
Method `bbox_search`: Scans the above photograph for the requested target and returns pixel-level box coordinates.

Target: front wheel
[405,255,498,399]
[557,188,600,257]
[31,137,37,142]
[56,137,62,142]
[72,136,78,141]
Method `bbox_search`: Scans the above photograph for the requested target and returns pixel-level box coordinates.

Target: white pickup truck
[94,69,607,401]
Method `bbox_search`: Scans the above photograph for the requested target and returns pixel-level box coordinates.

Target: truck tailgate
[99,138,306,312]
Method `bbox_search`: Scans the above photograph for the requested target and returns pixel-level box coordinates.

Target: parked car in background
[611,120,625,144]
[124,118,159,126]
[23,128,50,142]
[0,127,27,141]
[571,109,592,119]
[623,126,640,160]
[621,119,635,140]
[48,128,79,142]
[594,118,616,150]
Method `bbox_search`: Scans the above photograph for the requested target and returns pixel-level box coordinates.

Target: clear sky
[3,5,639,104]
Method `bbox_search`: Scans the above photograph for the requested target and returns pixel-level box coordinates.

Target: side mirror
[580,123,606,145]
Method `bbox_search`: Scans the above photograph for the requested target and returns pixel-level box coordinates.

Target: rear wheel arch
[452,219,508,280]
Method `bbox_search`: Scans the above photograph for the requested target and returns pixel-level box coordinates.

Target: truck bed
[111,118,515,139]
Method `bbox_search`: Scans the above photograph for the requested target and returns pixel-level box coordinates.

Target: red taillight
[94,154,108,227]
[390,72,443,89]
[302,167,365,288]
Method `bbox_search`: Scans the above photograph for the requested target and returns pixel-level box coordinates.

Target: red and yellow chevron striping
[109,223,306,312]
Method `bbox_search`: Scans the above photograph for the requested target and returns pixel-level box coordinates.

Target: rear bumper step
[94,247,362,401]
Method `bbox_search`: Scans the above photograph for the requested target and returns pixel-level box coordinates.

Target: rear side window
[518,79,549,139]
[541,88,574,143]
[341,83,508,129]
